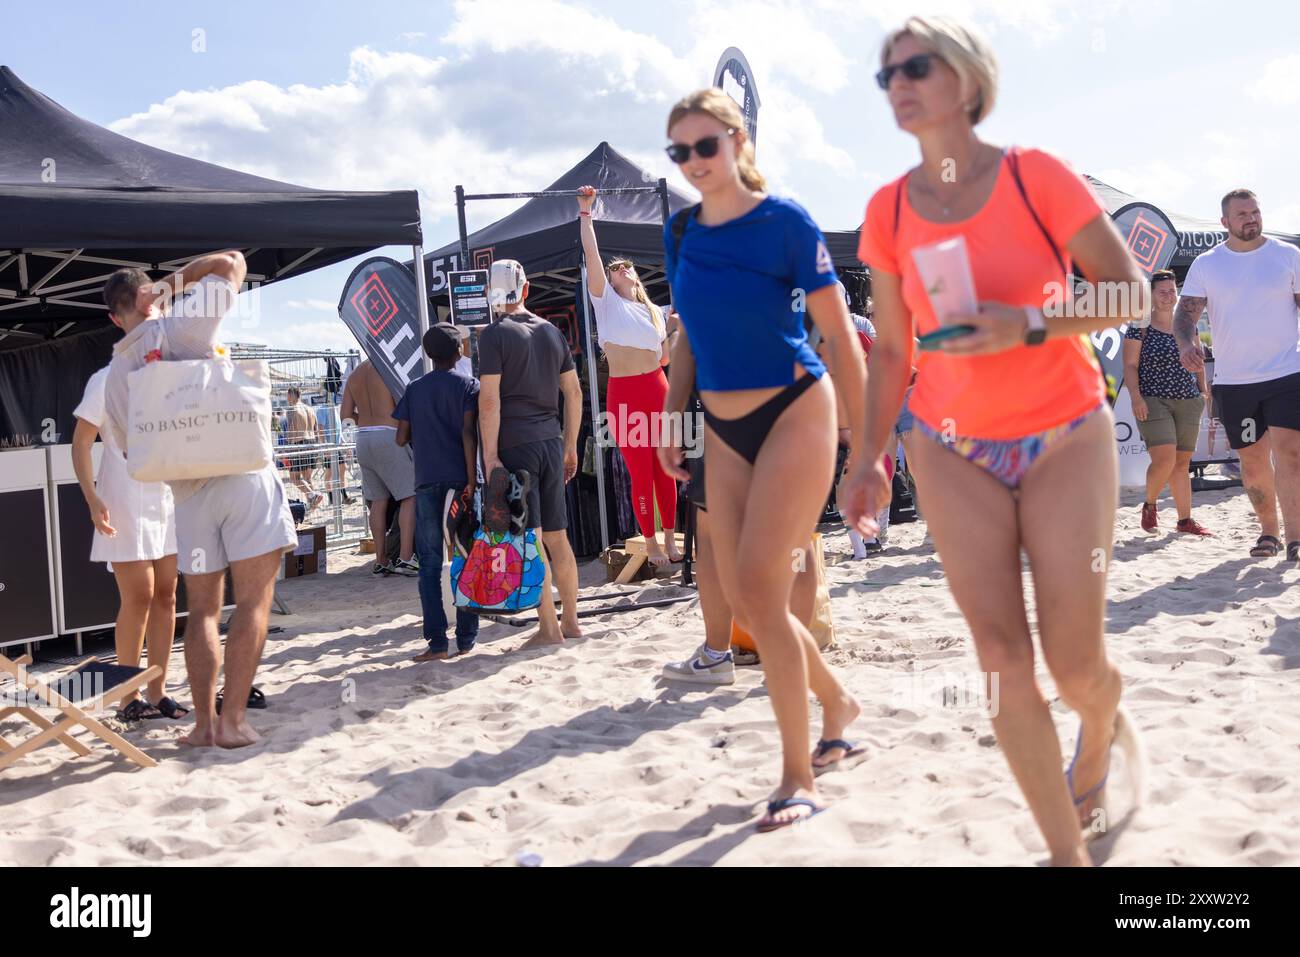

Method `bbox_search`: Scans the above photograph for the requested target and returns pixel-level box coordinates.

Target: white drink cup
[911,236,978,325]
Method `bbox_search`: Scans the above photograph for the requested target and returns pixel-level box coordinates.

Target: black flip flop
[1288,542,1300,563]
[119,698,161,722]
[483,467,512,534]
[154,696,190,720]
[215,686,267,715]
[1251,534,1282,558]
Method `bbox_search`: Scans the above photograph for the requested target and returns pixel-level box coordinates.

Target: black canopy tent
[1084,174,1300,271]
[417,143,867,559]
[0,65,424,445]
[0,64,422,349]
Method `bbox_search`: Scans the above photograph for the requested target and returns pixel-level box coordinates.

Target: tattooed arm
[1173,295,1207,373]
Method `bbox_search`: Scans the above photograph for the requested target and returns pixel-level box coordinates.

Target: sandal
[118,698,161,722]
[483,467,512,534]
[1288,542,1300,563]
[1065,706,1147,839]
[215,686,267,715]
[756,797,824,833]
[811,738,865,777]
[1250,534,1282,557]
[154,696,190,719]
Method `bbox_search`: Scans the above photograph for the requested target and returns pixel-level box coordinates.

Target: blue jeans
[415,482,479,654]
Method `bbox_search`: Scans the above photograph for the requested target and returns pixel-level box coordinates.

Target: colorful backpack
[448,471,545,614]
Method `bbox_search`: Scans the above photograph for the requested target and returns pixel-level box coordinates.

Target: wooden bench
[614,532,686,584]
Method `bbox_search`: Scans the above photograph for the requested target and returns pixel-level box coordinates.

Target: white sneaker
[662,644,736,685]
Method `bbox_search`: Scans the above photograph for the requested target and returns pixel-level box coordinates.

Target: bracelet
[578,211,592,217]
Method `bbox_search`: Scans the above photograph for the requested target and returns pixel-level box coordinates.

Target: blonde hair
[666,88,766,192]
[607,259,664,336]
[881,16,998,126]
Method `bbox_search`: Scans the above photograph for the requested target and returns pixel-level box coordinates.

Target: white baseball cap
[489,259,527,312]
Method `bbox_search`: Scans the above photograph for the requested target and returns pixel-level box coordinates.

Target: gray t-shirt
[477,310,575,451]
[104,273,237,502]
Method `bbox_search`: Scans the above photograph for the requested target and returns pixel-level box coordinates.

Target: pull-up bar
[453,178,675,564]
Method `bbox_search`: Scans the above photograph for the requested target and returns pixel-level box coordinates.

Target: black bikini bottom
[701,374,819,465]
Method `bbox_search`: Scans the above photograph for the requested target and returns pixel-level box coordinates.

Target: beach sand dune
[2,487,1297,866]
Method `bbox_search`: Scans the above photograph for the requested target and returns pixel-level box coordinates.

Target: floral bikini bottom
[914,404,1104,489]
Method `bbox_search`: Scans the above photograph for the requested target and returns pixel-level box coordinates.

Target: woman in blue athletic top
[659,88,872,833]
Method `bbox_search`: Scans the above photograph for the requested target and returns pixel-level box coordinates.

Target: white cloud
[1248,54,1300,105]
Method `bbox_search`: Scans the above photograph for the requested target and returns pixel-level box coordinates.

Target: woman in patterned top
[1124,270,1213,536]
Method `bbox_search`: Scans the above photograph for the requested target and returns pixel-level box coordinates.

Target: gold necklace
[915,147,996,217]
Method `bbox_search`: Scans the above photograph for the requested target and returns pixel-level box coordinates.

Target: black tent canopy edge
[0,65,421,351]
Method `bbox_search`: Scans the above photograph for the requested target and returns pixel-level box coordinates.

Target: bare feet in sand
[519,628,564,651]
[664,537,684,563]
[215,719,262,749]
[179,726,216,747]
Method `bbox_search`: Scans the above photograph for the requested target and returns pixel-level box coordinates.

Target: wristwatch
[1023,306,1047,346]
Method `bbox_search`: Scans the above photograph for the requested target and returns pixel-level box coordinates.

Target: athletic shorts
[1212,371,1300,449]
[499,437,568,532]
[356,428,416,501]
[1136,394,1204,451]
[174,468,298,575]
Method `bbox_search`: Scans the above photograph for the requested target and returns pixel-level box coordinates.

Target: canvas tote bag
[126,354,274,482]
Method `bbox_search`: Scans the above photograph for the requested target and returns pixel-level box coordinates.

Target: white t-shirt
[1181,237,1300,385]
[104,273,239,501]
[74,367,109,435]
[589,283,665,353]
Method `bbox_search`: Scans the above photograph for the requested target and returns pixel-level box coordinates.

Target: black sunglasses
[665,129,736,164]
[875,53,937,90]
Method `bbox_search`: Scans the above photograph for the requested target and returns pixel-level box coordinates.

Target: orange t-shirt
[857,147,1107,439]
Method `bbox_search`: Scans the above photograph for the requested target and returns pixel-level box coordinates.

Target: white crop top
[590,284,666,353]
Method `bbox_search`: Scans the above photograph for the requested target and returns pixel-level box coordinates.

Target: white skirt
[90,444,177,566]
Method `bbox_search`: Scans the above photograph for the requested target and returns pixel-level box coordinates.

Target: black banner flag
[336,257,425,401]
[714,47,761,149]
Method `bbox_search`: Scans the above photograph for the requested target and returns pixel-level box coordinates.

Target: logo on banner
[337,257,426,401]
[1125,213,1172,273]
[714,47,761,148]
[473,247,495,271]
[352,274,399,336]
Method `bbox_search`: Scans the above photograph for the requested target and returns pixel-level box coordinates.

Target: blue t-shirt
[664,195,835,390]
[393,368,480,486]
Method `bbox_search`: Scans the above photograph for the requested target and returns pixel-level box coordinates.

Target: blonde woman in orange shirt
[843,16,1149,865]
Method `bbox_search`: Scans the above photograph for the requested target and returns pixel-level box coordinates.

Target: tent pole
[578,262,610,556]
[412,242,432,376]
[657,177,693,586]
[455,185,470,266]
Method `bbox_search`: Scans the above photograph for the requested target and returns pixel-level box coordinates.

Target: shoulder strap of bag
[670,203,702,260]
[1005,147,1069,279]
[892,176,904,241]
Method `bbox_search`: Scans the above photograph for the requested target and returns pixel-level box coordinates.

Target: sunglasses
[608,262,634,274]
[665,129,736,164]
[875,53,937,90]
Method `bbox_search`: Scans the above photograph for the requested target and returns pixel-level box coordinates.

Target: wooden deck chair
[0,653,163,771]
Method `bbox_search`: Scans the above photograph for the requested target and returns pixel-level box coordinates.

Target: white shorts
[174,468,297,575]
[91,445,177,567]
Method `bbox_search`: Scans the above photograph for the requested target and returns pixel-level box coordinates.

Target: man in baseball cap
[478,258,583,649]
[489,259,529,314]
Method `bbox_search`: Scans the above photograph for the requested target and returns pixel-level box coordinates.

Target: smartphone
[917,324,976,351]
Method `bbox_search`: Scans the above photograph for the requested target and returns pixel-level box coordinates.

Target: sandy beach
[3,485,1298,867]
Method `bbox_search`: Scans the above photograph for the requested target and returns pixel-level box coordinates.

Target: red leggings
[606,368,677,539]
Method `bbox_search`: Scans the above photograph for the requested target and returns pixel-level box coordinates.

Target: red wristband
[578,211,592,217]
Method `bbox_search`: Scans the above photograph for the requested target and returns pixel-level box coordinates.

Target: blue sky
[8,0,1299,349]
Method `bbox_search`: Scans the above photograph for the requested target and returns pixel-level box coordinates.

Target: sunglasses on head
[665,129,737,164]
[875,53,937,90]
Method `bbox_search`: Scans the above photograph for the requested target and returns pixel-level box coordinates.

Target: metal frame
[452,182,674,558]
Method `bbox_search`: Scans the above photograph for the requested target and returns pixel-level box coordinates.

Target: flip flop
[215,686,267,715]
[1287,542,1300,563]
[1066,706,1147,839]
[154,696,190,720]
[811,738,865,776]
[756,797,824,833]
[1250,534,1282,557]
[118,698,162,722]
[483,467,513,534]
